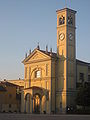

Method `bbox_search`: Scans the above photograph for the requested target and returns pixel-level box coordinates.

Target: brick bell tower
[56,8,76,113]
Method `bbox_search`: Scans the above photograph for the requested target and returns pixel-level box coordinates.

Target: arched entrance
[23,86,49,114]
[34,94,40,113]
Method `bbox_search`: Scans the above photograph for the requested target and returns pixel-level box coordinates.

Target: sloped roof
[7,79,24,87]
[76,59,90,66]
[1,81,19,87]
[22,47,90,66]
[22,48,57,63]
[40,50,57,58]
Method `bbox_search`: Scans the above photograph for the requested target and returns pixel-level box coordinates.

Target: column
[49,91,51,114]
[28,96,30,113]
[24,98,26,113]
[21,91,24,113]
[31,97,33,113]
[40,98,42,113]
[45,93,47,113]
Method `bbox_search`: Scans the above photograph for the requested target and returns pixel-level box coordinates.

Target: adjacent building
[0,80,24,113]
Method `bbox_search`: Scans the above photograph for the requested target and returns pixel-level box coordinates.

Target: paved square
[0,114,90,120]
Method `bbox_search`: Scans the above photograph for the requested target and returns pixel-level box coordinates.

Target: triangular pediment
[22,49,51,64]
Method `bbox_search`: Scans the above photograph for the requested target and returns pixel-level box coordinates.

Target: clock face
[69,33,73,40]
[59,33,65,40]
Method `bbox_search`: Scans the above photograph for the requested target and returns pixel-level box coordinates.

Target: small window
[88,75,90,81]
[9,104,11,108]
[79,73,84,82]
[35,70,41,78]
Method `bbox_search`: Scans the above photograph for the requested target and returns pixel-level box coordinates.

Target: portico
[22,86,49,114]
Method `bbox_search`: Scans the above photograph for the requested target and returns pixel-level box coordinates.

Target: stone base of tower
[56,90,76,114]
[66,90,76,113]
[56,91,66,114]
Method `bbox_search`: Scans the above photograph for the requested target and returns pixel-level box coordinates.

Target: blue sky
[0,0,90,80]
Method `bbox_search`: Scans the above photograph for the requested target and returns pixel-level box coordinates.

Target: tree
[76,82,90,110]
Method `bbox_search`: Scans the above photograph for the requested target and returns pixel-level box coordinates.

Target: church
[21,8,90,114]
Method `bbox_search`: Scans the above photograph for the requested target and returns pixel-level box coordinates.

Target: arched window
[35,70,41,78]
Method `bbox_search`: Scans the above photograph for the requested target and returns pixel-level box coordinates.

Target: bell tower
[56,8,76,113]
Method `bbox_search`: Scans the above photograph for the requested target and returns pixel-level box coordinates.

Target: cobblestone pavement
[0,114,90,120]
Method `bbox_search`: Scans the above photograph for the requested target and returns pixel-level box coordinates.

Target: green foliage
[76,83,90,107]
